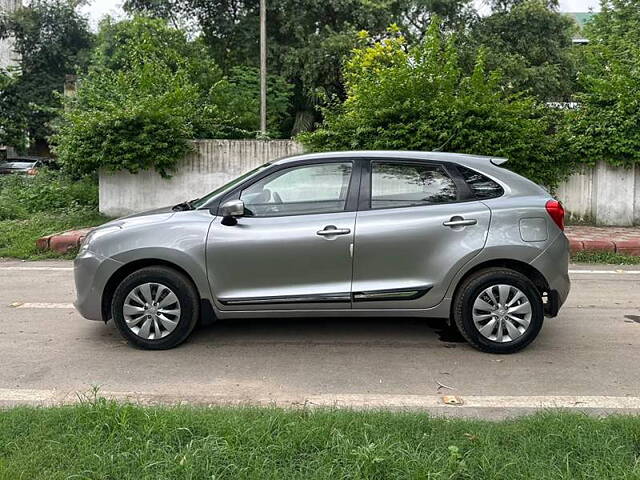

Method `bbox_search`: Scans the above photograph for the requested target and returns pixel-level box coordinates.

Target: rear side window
[371,162,457,209]
[458,166,504,200]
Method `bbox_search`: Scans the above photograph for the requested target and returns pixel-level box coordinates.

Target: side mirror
[220,199,245,226]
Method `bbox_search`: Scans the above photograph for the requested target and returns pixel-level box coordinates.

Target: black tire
[111,266,200,350]
[452,267,544,354]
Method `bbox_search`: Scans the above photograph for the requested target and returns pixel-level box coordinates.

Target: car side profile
[74,151,570,353]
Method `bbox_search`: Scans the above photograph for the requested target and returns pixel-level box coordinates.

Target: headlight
[79,226,121,254]
[78,230,95,254]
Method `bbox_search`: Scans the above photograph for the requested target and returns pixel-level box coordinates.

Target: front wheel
[111,266,200,350]
[453,268,544,354]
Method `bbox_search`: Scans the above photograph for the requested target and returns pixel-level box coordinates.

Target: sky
[79,0,602,29]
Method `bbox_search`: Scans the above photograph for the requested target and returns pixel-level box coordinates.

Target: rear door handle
[317,225,351,236]
[443,218,477,227]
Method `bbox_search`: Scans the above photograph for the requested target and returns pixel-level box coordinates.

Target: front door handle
[443,217,477,227]
[317,225,351,236]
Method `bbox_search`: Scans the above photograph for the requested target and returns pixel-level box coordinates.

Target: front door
[352,160,491,310]
[206,161,358,310]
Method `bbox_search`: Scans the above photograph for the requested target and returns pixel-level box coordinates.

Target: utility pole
[259,0,267,136]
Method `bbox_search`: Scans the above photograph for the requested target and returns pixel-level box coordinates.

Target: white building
[0,0,21,70]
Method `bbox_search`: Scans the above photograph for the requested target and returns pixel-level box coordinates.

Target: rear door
[352,159,491,309]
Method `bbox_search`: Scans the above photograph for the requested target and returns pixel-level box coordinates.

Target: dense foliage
[300,22,572,187]
[0,169,97,220]
[0,0,639,180]
[123,0,482,132]
[0,169,104,258]
[465,0,576,101]
[0,0,93,152]
[566,0,640,168]
[52,17,292,177]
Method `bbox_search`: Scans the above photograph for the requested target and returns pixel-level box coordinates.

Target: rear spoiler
[490,157,509,166]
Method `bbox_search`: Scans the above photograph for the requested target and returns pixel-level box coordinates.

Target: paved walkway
[566,226,640,255]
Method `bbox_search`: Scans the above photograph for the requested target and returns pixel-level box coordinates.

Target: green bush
[52,64,198,178]
[300,22,573,189]
[565,0,640,169]
[52,17,294,178]
[0,169,98,220]
[0,210,107,259]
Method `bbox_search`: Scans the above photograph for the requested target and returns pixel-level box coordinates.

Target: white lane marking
[10,302,74,309]
[569,269,640,274]
[2,389,640,411]
[0,388,56,402]
[0,266,73,271]
[302,394,640,410]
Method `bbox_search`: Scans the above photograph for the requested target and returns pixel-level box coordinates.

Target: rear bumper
[74,250,123,321]
[544,290,561,317]
[531,232,571,316]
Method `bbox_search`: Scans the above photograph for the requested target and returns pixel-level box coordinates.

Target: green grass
[572,250,640,265]
[0,210,107,259]
[1,400,640,479]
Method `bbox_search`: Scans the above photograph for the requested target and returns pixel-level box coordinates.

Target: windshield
[191,163,272,209]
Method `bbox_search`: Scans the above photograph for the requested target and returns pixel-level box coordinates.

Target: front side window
[240,162,353,216]
[370,162,457,209]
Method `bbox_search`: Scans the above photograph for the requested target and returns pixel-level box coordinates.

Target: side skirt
[218,287,431,306]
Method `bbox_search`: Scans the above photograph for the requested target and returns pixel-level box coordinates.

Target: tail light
[27,168,38,175]
[545,200,565,231]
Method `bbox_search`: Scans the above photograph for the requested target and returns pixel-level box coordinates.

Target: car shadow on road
[186,316,466,347]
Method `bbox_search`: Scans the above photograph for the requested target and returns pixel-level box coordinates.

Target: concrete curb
[36,228,93,254]
[3,388,640,419]
[566,227,640,256]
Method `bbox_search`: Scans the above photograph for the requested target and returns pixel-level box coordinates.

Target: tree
[300,21,572,188]
[123,0,481,134]
[0,0,93,153]
[400,0,478,39]
[566,0,640,168]
[488,0,558,11]
[52,17,292,177]
[465,0,576,101]
[93,16,292,138]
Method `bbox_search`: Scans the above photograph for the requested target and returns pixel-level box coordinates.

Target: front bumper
[74,250,123,321]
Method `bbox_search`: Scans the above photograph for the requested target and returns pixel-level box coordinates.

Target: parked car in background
[0,156,55,175]
[74,151,570,354]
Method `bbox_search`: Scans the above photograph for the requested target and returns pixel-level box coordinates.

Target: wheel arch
[101,258,212,324]
[448,258,550,321]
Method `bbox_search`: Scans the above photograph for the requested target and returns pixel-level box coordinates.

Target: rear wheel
[453,268,544,354]
[111,266,199,350]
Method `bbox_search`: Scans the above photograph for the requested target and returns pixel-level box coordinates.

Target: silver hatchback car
[75,151,570,353]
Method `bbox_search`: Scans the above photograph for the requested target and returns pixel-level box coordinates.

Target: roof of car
[272,150,550,198]
[273,151,508,167]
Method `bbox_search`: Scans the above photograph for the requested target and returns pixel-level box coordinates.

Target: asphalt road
[1,260,639,418]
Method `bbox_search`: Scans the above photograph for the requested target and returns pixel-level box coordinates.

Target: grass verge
[0,210,107,259]
[1,400,640,479]
[571,250,640,265]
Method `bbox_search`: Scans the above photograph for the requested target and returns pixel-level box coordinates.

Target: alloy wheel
[123,282,181,340]
[472,284,532,343]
